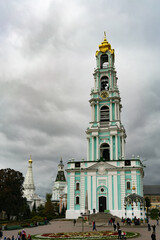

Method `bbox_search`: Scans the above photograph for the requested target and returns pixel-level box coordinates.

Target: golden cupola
[96,32,114,56]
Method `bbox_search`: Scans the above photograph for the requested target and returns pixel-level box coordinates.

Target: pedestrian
[92,221,96,231]
[118,228,122,239]
[73,219,76,226]
[156,218,159,226]
[113,223,116,231]
[151,231,156,240]
[152,224,156,232]
[121,231,126,240]
[0,230,3,240]
[28,234,32,240]
[148,223,151,231]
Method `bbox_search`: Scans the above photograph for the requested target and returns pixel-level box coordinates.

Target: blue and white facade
[66,34,145,219]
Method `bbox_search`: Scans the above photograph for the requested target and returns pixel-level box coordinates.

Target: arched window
[101,76,109,91]
[76,196,80,205]
[127,182,131,190]
[100,106,109,122]
[100,54,108,69]
[76,182,80,190]
[100,143,110,160]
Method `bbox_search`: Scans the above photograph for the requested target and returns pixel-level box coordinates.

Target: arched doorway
[99,196,106,212]
[100,143,110,160]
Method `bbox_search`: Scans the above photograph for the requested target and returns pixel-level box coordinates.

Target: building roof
[144,185,160,195]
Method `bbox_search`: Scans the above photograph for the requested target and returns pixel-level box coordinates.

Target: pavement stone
[2,219,159,240]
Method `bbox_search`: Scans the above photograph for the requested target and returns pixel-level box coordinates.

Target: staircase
[88,212,121,223]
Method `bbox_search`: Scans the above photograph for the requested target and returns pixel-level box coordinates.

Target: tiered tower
[66,34,145,219]
[23,156,43,210]
[23,156,35,199]
[52,158,67,201]
[86,32,126,161]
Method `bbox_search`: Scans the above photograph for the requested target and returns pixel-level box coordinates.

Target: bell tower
[86,32,126,161]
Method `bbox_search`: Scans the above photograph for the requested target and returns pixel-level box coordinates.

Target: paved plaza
[2,219,159,240]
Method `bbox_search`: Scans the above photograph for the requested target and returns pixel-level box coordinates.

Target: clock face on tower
[100,90,109,99]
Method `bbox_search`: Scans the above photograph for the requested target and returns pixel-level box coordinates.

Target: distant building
[23,156,44,210]
[52,158,67,204]
[144,185,160,209]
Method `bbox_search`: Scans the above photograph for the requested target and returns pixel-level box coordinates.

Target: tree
[37,204,45,217]
[0,168,24,220]
[44,193,54,220]
[150,208,159,219]
[145,197,151,217]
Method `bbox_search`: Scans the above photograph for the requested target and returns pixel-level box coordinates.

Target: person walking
[118,228,122,240]
[151,231,156,240]
[156,218,159,226]
[152,224,156,232]
[0,230,3,240]
[113,223,116,231]
[92,221,97,231]
[148,223,151,231]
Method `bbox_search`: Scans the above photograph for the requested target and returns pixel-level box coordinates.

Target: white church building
[66,34,145,219]
[23,156,44,210]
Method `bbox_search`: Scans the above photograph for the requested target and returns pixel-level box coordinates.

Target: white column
[94,77,96,91]
[97,102,99,122]
[115,135,118,160]
[115,102,117,120]
[108,174,112,210]
[88,175,91,210]
[93,174,96,210]
[114,173,118,210]
[110,136,113,160]
[96,136,99,160]
[122,136,125,159]
[92,137,94,161]
[120,172,125,211]
[87,138,90,161]
[91,103,95,122]
[70,172,75,210]
[117,103,119,120]
[80,172,85,211]
[110,100,112,121]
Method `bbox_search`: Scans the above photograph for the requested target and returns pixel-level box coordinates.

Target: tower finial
[29,155,32,164]
[104,31,106,41]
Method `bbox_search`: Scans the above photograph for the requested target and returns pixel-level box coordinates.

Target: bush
[31,216,44,223]
[150,208,159,219]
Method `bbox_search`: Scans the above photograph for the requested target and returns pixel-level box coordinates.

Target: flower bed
[34,231,139,239]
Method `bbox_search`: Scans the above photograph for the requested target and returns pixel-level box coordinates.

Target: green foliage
[0,168,25,220]
[150,208,159,219]
[31,216,44,223]
[145,197,151,217]
[37,204,45,217]
[21,198,31,219]
[145,197,151,208]
[44,193,55,220]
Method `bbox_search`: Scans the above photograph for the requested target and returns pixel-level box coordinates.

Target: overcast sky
[0,0,160,197]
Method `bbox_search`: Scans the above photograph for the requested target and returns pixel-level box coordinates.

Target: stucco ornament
[98,162,106,175]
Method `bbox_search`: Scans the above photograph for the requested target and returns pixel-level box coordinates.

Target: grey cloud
[0,0,160,196]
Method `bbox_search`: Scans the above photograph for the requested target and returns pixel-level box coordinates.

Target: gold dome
[28,155,32,164]
[96,32,114,56]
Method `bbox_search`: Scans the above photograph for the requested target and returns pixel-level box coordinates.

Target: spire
[104,31,107,41]
[29,155,32,164]
[23,156,35,193]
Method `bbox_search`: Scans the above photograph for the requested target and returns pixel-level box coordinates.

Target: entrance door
[99,196,106,212]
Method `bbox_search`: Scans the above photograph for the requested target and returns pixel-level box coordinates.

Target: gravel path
[2,219,159,240]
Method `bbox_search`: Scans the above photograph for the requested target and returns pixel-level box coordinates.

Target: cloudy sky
[0,0,160,197]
